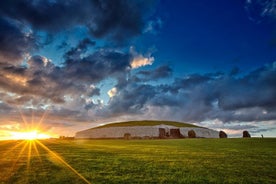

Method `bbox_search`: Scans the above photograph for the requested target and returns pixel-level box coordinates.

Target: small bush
[188,130,196,138]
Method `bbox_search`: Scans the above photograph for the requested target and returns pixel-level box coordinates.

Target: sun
[10,130,50,140]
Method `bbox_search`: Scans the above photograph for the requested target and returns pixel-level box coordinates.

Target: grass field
[0,138,275,184]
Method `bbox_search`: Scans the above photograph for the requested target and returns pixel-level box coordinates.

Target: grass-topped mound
[93,120,200,129]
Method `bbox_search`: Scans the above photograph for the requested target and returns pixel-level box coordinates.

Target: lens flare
[10,130,50,140]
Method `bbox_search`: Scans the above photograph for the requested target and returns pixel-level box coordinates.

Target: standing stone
[124,133,131,140]
[159,128,166,138]
[170,129,183,138]
[243,131,251,138]
[219,131,227,138]
[188,130,196,138]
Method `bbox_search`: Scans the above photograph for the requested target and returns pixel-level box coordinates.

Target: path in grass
[0,138,275,184]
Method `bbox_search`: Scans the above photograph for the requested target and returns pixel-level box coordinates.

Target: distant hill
[92,120,201,129]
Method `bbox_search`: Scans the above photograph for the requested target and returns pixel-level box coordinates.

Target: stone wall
[75,125,220,139]
[179,128,219,138]
[75,126,160,139]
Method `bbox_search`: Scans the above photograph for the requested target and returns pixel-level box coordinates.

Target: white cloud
[131,55,154,69]
[107,87,117,98]
[129,46,154,69]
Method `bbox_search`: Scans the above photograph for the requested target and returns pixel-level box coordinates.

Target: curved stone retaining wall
[179,128,219,138]
[75,124,219,139]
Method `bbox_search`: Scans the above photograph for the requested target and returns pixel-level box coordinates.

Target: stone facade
[75,124,219,139]
[180,128,219,138]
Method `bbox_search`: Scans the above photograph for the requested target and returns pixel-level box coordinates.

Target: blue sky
[0,0,276,138]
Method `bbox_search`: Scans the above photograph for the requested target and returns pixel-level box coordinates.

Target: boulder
[219,131,227,138]
[124,133,131,140]
[243,131,251,138]
[170,129,183,138]
[159,128,166,138]
[188,130,196,138]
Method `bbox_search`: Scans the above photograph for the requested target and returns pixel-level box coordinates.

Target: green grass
[0,138,275,184]
[93,120,200,129]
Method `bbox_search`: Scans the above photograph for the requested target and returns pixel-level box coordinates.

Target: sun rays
[0,140,91,184]
[36,140,91,184]
[8,107,52,140]
[0,109,91,184]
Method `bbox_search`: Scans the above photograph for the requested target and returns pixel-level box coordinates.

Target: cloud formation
[107,87,117,98]
[91,62,276,136]
[245,0,276,23]
[1,51,276,136]
[0,17,36,64]
[0,0,275,137]
[0,0,157,93]
[130,47,154,69]
[0,0,156,42]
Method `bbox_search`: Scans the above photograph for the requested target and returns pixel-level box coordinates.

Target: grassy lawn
[0,138,275,184]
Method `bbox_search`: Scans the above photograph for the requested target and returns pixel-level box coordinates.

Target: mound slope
[93,120,200,129]
[75,120,219,139]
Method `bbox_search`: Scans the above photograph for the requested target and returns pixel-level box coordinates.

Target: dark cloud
[64,38,96,62]
[0,45,132,112]
[88,0,156,41]
[0,0,91,32]
[0,0,156,66]
[137,65,172,81]
[65,49,131,83]
[0,54,102,105]
[0,0,155,106]
[0,0,275,138]
[218,64,276,111]
[105,84,157,115]
[1,47,276,128]
[160,74,211,94]
[0,17,37,64]
[0,0,155,41]
[5,95,34,106]
[0,101,13,113]
[95,62,276,124]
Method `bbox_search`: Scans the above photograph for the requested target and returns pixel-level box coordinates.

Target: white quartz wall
[76,126,160,138]
[180,128,219,138]
[75,125,220,139]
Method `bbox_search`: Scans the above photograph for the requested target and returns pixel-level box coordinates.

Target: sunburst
[10,130,50,140]
[1,109,91,184]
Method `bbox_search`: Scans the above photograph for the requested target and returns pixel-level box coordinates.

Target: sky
[0,0,276,139]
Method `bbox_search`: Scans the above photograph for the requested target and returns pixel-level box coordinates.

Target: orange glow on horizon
[0,108,58,140]
[9,130,51,140]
